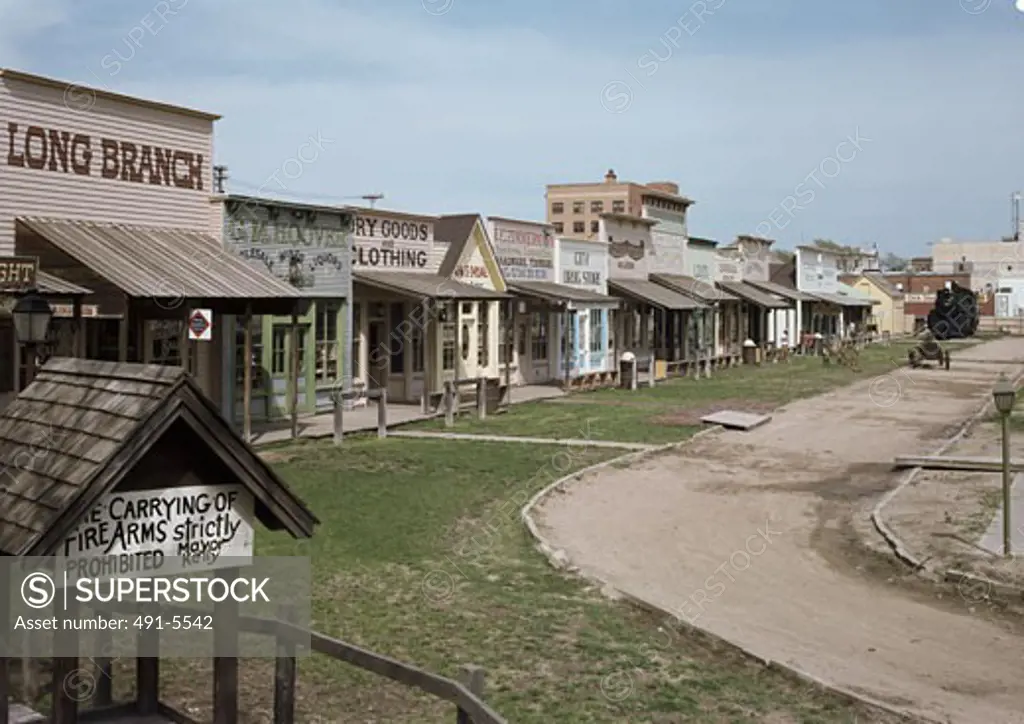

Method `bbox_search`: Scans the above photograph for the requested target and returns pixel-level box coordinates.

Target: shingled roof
[0,358,318,556]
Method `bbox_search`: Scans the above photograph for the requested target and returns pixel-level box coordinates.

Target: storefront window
[297,327,307,371]
[411,323,425,373]
[498,304,508,364]
[353,303,362,379]
[477,302,489,367]
[149,320,181,367]
[590,312,602,353]
[441,303,456,371]
[390,302,405,374]
[316,303,339,383]
[234,316,263,390]
[531,312,548,360]
[461,323,471,361]
[271,325,287,375]
[517,322,527,357]
[608,311,616,352]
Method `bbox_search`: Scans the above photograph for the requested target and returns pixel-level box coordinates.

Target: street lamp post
[11,292,53,388]
[992,373,1017,557]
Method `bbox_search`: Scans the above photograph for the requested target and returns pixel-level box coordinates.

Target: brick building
[879,272,994,319]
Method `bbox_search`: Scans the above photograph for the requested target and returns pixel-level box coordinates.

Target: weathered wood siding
[0,74,215,253]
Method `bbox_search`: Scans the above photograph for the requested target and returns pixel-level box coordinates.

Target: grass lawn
[410,341,925,444]
[145,337,992,722]
[150,438,900,724]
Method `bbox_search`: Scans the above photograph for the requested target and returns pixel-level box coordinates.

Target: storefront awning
[806,291,873,308]
[744,279,813,302]
[650,273,739,303]
[17,217,306,314]
[716,280,791,309]
[508,281,618,307]
[608,279,706,310]
[37,271,91,296]
[354,271,508,300]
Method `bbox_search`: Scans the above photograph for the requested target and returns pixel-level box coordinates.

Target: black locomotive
[926,281,978,340]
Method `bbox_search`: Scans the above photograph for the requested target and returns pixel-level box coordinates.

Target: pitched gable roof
[0,358,318,556]
[436,214,506,290]
[437,214,486,278]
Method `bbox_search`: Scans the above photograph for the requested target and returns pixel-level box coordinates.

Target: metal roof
[37,271,91,296]
[744,278,814,302]
[608,279,706,310]
[806,291,873,308]
[509,281,619,305]
[716,280,791,309]
[650,273,739,303]
[353,271,508,299]
[17,218,304,302]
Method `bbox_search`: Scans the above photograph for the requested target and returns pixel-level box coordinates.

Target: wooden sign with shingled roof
[0,357,319,724]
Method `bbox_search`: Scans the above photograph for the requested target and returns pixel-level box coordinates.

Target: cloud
[0,0,71,67]
[4,0,1024,253]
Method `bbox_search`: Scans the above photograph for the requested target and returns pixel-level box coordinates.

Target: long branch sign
[6,121,205,190]
[59,484,255,579]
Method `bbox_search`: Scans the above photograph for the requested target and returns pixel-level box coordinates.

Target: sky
[1,0,1023,257]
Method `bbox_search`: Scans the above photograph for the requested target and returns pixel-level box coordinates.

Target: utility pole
[213,165,228,194]
[362,194,384,208]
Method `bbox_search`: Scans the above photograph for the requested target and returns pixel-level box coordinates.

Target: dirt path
[537,337,1024,724]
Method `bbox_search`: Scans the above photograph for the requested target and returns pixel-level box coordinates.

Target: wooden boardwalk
[247,384,566,447]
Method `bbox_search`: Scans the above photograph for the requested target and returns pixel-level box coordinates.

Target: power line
[229,179,384,207]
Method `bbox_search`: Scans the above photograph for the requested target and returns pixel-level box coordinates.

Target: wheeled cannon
[908,335,950,370]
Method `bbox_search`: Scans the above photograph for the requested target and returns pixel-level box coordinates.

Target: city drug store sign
[59,484,255,579]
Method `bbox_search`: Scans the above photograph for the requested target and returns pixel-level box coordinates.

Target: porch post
[71,298,82,360]
[242,303,253,443]
[289,306,299,440]
[117,297,129,362]
[562,308,571,388]
[505,298,513,401]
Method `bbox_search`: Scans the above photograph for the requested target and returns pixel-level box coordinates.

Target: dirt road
[537,337,1024,724]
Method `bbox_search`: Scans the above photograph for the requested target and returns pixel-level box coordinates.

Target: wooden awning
[807,291,873,308]
[608,279,706,310]
[650,273,739,303]
[353,271,508,300]
[744,279,813,302]
[36,271,91,297]
[509,281,618,307]
[16,217,307,314]
[716,280,791,309]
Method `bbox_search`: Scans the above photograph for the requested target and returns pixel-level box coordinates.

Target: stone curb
[870,359,1024,595]
[520,425,932,724]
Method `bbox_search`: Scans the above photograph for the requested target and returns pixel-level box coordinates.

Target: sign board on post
[59,484,255,580]
[188,308,212,341]
[0,256,38,292]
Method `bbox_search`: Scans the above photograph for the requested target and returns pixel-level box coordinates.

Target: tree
[882,252,908,271]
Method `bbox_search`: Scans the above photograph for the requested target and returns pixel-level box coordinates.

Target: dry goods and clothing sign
[59,484,255,578]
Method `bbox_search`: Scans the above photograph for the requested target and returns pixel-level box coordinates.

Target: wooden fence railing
[48,602,507,724]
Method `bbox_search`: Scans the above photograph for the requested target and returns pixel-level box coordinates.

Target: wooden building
[218,195,352,422]
[0,69,305,432]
